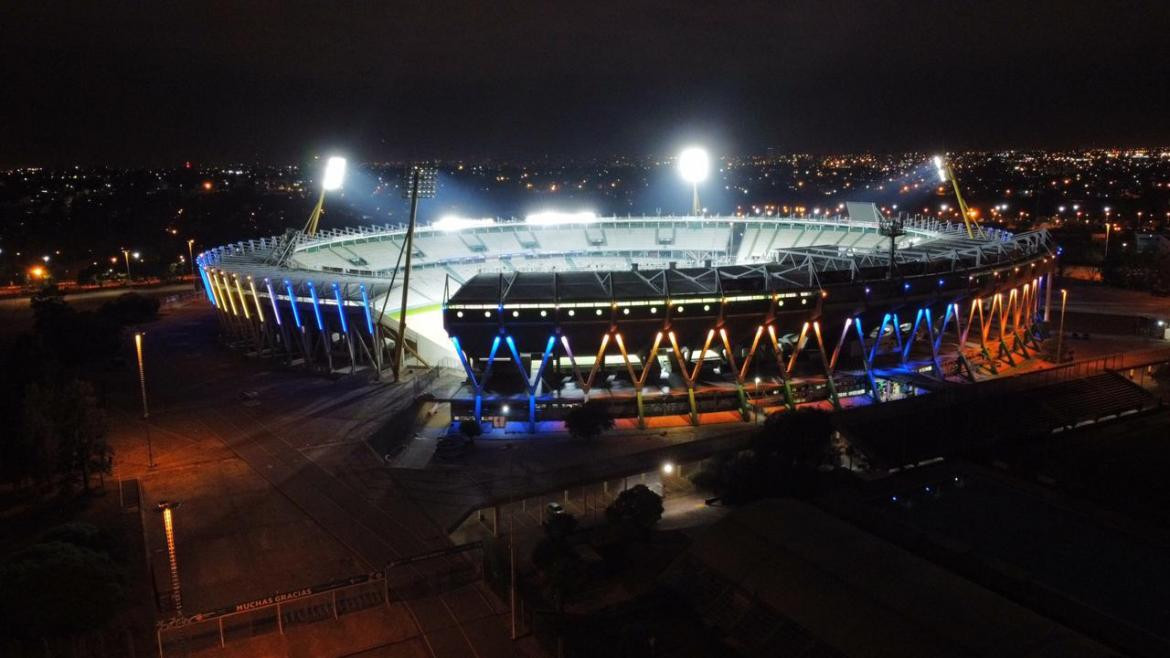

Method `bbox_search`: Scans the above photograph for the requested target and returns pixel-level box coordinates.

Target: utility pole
[393,165,437,381]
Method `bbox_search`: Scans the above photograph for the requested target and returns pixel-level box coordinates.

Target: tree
[605,484,663,537]
[543,510,579,542]
[457,419,482,443]
[19,377,111,491]
[564,400,614,441]
[754,408,835,498]
[532,511,585,612]
[0,541,125,640]
[56,379,112,491]
[99,292,160,325]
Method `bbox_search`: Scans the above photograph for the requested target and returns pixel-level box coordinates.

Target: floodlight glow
[433,215,495,231]
[678,147,710,183]
[525,211,597,226]
[322,156,347,191]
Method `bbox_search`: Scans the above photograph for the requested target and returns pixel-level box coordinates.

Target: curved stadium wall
[196,211,1056,427]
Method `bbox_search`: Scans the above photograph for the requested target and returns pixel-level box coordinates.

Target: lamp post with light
[1056,289,1068,363]
[678,147,710,216]
[186,239,197,290]
[134,332,155,468]
[156,501,183,616]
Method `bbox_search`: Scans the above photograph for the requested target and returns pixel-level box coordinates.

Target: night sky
[3,1,1169,166]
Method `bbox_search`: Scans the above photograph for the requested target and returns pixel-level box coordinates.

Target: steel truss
[447,269,1054,431]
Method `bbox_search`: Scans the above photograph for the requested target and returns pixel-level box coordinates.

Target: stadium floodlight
[322,156,347,191]
[932,155,981,238]
[392,163,441,383]
[304,155,348,237]
[525,211,597,226]
[433,215,495,231]
[678,146,710,215]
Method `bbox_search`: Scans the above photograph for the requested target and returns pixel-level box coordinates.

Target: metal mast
[879,212,905,279]
[392,164,438,381]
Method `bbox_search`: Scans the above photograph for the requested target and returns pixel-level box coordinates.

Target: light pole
[754,376,763,424]
[304,156,347,236]
[678,147,709,216]
[1056,289,1068,363]
[134,332,155,468]
[157,501,183,616]
[122,249,133,283]
[186,239,197,290]
[393,164,438,382]
[1104,220,1112,260]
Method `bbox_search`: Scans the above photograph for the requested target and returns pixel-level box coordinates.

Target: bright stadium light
[525,211,597,226]
[933,155,947,183]
[678,146,709,215]
[433,215,495,231]
[679,147,709,183]
[322,156,347,191]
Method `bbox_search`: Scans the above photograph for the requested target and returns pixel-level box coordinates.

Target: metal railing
[157,540,484,656]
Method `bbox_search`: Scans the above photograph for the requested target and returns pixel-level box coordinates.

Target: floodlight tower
[878,212,905,279]
[392,164,438,381]
[934,155,981,238]
[305,156,347,236]
[678,147,710,215]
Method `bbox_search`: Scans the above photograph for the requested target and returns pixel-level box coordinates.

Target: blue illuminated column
[359,284,375,335]
[505,334,557,432]
[331,282,349,334]
[307,281,325,331]
[198,266,217,306]
[451,335,502,424]
[284,280,303,329]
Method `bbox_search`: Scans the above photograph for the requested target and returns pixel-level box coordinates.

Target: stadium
[196,199,1057,430]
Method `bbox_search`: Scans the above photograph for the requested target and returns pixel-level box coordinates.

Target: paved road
[104,303,529,657]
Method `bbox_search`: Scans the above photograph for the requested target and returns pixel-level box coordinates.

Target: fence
[156,541,483,657]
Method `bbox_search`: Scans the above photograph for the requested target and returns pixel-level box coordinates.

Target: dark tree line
[0,289,157,491]
[691,409,837,504]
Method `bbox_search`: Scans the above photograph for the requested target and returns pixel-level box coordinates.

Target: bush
[0,541,125,639]
[39,522,121,560]
[99,292,160,325]
[457,419,483,441]
[564,400,614,441]
[605,484,663,538]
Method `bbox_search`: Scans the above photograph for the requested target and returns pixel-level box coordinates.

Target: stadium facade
[197,205,1056,429]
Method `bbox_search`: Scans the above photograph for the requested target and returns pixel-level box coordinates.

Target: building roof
[661,498,1114,658]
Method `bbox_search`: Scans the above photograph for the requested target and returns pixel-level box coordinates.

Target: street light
[134,332,155,468]
[186,239,197,290]
[678,147,709,216]
[1056,289,1068,363]
[157,501,183,616]
[122,249,134,283]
